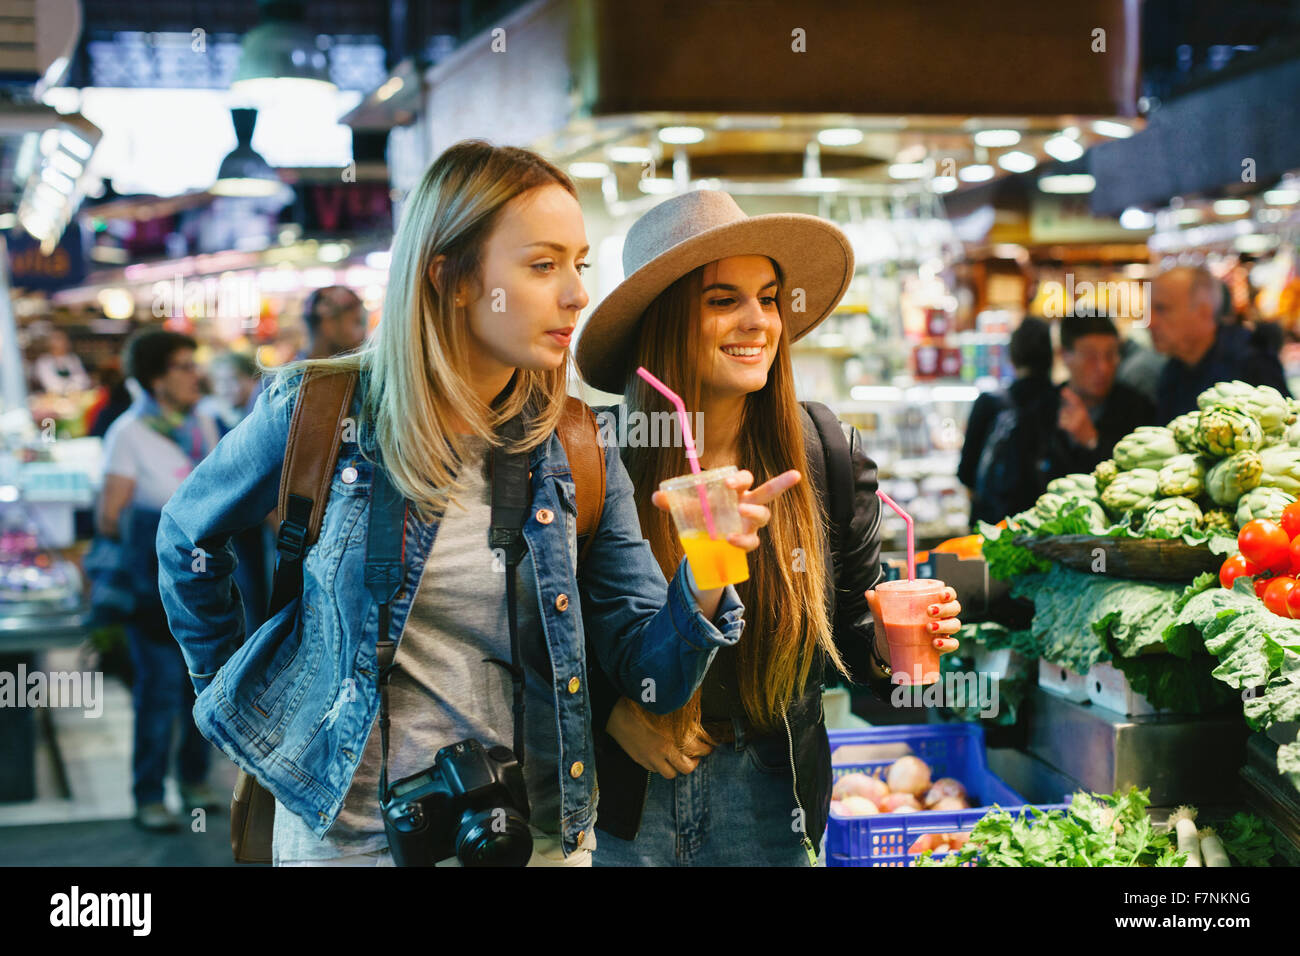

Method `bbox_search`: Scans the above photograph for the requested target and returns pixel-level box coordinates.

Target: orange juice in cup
[659,466,749,590]
[872,578,948,685]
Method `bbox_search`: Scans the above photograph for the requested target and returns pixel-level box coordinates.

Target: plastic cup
[872,578,948,685]
[659,465,749,590]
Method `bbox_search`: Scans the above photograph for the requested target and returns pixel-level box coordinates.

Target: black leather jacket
[587,408,887,855]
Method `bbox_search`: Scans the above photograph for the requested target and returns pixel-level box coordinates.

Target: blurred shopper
[573,190,962,867]
[302,285,367,359]
[200,350,259,433]
[33,328,91,394]
[96,329,223,831]
[1150,265,1290,421]
[1050,315,1157,474]
[1115,333,1167,407]
[958,317,1056,526]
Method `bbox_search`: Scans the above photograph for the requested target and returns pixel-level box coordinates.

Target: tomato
[1263,576,1298,617]
[1256,576,1272,599]
[1221,552,1261,590]
[1239,520,1292,572]
[1286,584,1300,619]
[1281,502,1300,540]
[1291,536,1300,576]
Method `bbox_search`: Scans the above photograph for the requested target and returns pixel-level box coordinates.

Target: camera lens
[455,807,532,867]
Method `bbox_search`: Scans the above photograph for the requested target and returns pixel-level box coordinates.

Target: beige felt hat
[574,190,854,394]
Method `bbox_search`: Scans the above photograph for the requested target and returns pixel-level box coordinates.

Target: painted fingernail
[927,604,939,615]
[928,621,940,632]
[933,638,945,648]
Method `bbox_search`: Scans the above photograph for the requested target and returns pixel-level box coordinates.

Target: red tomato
[1291,537,1300,576]
[1264,576,1298,617]
[1281,502,1300,540]
[1286,585,1300,619]
[1221,552,1261,590]
[1256,576,1272,599]
[1239,520,1292,572]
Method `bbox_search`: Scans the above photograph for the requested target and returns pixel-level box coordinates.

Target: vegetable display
[830,755,972,818]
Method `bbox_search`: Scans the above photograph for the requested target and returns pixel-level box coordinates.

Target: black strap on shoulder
[487,414,530,774]
[268,493,313,617]
[365,463,408,799]
[801,401,853,555]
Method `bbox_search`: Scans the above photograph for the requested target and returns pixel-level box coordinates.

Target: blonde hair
[621,263,846,743]
[279,141,577,518]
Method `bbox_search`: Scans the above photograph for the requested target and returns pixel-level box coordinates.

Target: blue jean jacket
[156,370,744,856]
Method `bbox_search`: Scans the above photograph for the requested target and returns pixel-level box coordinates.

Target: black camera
[380,739,532,867]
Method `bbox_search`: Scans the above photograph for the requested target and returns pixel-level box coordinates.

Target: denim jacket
[156,369,745,857]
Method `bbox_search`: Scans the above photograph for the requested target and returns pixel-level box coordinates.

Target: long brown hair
[279,140,576,519]
[621,262,847,744]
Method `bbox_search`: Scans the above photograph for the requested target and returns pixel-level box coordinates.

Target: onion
[879,792,923,813]
[832,772,890,803]
[923,777,968,807]
[837,795,879,817]
[886,756,932,796]
[930,796,970,811]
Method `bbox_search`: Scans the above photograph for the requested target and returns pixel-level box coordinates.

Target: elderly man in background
[1150,265,1290,421]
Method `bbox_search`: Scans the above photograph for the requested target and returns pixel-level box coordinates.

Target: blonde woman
[157,143,795,866]
[575,191,963,866]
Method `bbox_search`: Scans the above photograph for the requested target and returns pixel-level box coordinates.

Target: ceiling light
[1119,207,1155,229]
[997,151,1037,173]
[1038,173,1095,194]
[568,162,610,179]
[1044,135,1085,162]
[795,177,843,192]
[47,150,82,179]
[608,146,652,163]
[974,129,1020,148]
[1263,187,1300,205]
[817,128,863,147]
[1174,208,1203,224]
[888,162,925,180]
[1092,120,1134,138]
[638,178,675,194]
[958,164,995,182]
[931,176,958,194]
[1212,199,1251,216]
[212,108,281,197]
[1235,234,1278,253]
[375,77,404,101]
[231,1,336,99]
[59,130,93,160]
[0,213,15,230]
[658,126,705,144]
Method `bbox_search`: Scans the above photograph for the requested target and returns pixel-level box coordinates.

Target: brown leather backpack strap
[277,368,358,540]
[556,396,606,563]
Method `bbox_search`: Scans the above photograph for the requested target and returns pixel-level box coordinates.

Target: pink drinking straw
[876,490,915,581]
[636,366,719,537]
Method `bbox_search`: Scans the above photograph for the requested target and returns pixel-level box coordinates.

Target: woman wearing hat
[575,191,963,866]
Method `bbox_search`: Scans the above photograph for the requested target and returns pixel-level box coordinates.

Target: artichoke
[1200,509,1236,535]
[1235,486,1297,529]
[1061,495,1111,532]
[1205,449,1264,506]
[1100,468,1160,517]
[1192,404,1265,457]
[1156,453,1206,498]
[1169,412,1202,451]
[1031,492,1071,521]
[1092,459,1119,492]
[1112,426,1180,471]
[1258,444,1300,496]
[1197,381,1296,435]
[1139,496,1203,538]
[1284,420,1300,446]
[1046,473,1098,498]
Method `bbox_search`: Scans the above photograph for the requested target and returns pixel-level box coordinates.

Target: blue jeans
[126,616,212,806]
[593,719,812,867]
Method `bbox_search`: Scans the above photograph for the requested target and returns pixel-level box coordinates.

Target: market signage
[4,223,87,291]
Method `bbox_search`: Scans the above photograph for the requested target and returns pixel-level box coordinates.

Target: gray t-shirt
[273,436,561,863]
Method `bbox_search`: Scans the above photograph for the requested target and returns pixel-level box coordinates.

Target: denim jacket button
[536,508,554,525]
[569,761,584,779]
[341,466,358,484]
[576,829,586,847]
[555,593,569,612]
[567,676,580,694]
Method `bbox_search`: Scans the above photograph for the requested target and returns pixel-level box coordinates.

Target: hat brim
[575,213,853,394]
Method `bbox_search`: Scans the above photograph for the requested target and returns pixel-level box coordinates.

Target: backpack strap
[555,396,607,563]
[800,400,853,561]
[268,368,358,617]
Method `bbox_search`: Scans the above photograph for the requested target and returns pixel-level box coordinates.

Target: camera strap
[366,415,532,797]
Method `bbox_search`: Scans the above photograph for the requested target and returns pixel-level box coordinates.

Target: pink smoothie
[874,578,947,685]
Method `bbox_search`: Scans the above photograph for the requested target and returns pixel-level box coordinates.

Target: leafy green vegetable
[1213,812,1277,867]
[979,521,1050,581]
[916,787,1183,867]
[1111,653,1239,714]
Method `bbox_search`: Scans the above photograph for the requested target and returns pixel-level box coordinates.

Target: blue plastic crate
[825,724,1066,867]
